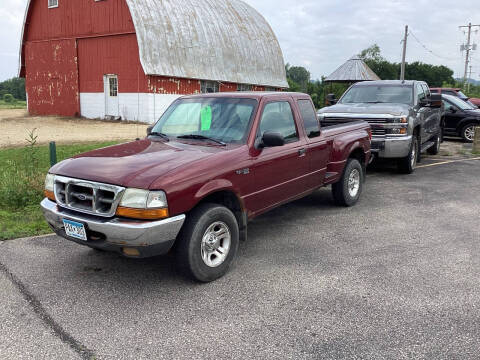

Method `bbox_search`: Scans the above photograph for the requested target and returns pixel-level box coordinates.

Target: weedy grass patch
[0,135,119,240]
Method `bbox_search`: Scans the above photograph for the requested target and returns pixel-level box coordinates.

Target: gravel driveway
[0,109,148,148]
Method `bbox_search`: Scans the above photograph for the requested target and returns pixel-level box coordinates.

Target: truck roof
[181,92,310,100]
[354,80,419,87]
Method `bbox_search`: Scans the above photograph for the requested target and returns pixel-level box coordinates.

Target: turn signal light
[116,207,169,220]
[400,128,407,135]
[44,190,56,202]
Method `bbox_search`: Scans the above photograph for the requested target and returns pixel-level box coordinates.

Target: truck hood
[50,139,231,189]
[319,103,411,117]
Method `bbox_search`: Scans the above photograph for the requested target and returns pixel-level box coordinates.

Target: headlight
[44,174,56,201]
[117,189,169,220]
[45,174,55,192]
[393,116,408,123]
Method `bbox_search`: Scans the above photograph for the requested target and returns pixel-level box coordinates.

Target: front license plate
[63,219,87,241]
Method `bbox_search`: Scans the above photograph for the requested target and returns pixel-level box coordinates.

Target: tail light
[367,128,372,141]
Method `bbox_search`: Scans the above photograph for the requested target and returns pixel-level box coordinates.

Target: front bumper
[41,198,186,258]
[371,135,412,159]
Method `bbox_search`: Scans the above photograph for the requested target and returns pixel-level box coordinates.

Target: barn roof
[325,56,381,83]
[19,0,288,88]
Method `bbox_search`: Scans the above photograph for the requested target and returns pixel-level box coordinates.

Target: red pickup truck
[41,92,371,282]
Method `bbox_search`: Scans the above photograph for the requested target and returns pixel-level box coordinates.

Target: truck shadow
[60,188,337,286]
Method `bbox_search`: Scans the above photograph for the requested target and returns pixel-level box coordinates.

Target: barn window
[109,77,118,97]
[48,0,58,8]
[237,84,252,92]
[201,81,219,94]
[265,87,277,92]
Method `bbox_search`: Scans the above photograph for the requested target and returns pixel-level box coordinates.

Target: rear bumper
[41,198,186,258]
[371,135,412,159]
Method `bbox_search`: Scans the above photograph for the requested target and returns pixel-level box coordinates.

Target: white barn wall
[79,93,180,124]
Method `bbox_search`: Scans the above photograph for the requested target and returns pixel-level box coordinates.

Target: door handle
[298,148,307,156]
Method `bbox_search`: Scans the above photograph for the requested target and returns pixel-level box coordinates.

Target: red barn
[19,0,288,123]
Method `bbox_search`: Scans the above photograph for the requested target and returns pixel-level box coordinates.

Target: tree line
[286,44,468,109]
[0,77,26,101]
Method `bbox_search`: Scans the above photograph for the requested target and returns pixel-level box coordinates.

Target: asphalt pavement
[1,157,480,359]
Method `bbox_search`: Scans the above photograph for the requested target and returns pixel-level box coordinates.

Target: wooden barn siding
[24,0,135,41]
[25,39,79,116]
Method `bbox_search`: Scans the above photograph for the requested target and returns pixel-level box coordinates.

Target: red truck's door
[295,98,330,188]
[247,99,309,215]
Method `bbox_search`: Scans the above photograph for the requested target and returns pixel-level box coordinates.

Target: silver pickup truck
[318,80,443,173]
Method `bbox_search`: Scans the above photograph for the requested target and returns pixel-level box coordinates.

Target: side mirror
[147,125,153,136]
[261,131,285,147]
[326,94,337,106]
[450,107,457,113]
[429,94,442,108]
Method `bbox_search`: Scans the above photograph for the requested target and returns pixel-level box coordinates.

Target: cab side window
[258,101,298,143]
[298,99,320,138]
[422,84,431,98]
[417,83,426,103]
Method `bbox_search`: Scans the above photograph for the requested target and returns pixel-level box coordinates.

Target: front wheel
[461,124,476,143]
[332,158,364,207]
[398,135,419,174]
[175,203,239,282]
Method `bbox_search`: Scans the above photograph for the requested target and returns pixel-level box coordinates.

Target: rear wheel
[175,203,239,282]
[427,130,442,155]
[398,135,419,174]
[332,158,364,207]
[461,124,476,143]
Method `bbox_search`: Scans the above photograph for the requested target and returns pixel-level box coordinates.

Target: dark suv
[442,94,480,142]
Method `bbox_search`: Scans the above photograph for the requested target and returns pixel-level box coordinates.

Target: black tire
[398,135,419,174]
[460,124,476,143]
[427,130,442,155]
[332,158,364,207]
[175,203,239,283]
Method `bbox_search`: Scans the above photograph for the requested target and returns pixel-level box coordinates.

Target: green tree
[285,63,310,92]
[3,94,14,103]
[0,78,26,101]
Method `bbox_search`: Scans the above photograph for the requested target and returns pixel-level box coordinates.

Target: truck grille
[54,176,125,217]
[321,117,388,137]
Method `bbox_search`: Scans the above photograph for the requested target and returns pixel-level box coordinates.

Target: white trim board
[79,93,180,124]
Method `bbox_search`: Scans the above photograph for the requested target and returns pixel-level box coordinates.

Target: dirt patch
[0,109,149,148]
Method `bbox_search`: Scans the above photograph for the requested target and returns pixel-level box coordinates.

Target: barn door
[104,75,119,117]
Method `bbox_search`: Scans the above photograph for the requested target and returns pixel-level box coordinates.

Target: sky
[1,0,479,82]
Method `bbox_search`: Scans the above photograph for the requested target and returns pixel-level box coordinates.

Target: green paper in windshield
[200,106,212,131]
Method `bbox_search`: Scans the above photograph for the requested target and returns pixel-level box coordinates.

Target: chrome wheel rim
[436,133,441,152]
[465,126,475,141]
[201,221,231,268]
[411,140,417,168]
[348,169,360,197]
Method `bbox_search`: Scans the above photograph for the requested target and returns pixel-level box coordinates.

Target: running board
[421,141,434,153]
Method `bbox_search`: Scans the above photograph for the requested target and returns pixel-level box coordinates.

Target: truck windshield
[340,85,413,105]
[152,98,258,144]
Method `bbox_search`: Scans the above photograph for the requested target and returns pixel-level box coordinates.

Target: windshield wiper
[177,134,226,146]
[149,132,170,141]
[365,101,384,104]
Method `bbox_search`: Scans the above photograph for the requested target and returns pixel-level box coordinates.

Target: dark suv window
[258,101,298,143]
[298,99,320,138]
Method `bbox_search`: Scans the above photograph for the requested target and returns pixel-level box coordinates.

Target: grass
[0,141,119,240]
[0,99,27,109]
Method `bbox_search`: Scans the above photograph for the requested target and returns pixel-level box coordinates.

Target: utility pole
[400,25,408,81]
[460,23,480,89]
[468,65,475,93]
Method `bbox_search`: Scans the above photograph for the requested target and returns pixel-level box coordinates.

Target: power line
[408,29,459,61]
